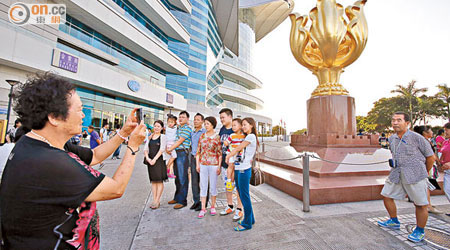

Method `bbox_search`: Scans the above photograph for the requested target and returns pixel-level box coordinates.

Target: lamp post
[5,80,20,134]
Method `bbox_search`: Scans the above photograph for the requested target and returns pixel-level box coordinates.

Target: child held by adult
[223,118,245,221]
[165,115,177,178]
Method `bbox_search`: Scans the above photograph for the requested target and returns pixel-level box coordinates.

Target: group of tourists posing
[142,108,257,231]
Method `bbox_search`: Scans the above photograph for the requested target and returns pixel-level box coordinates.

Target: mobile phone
[136,108,143,124]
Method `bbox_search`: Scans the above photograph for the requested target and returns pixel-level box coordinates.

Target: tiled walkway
[367,214,450,250]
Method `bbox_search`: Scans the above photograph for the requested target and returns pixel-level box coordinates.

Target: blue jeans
[174,150,189,205]
[235,168,255,229]
[112,144,121,157]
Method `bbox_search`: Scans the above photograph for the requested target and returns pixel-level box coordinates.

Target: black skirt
[145,137,168,182]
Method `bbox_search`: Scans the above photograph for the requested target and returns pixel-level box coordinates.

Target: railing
[59,20,165,87]
[102,0,169,47]
[260,152,389,212]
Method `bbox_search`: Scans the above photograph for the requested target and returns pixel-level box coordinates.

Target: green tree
[435,83,450,121]
[356,116,377,133]
[416,95,445,124]
[272,125,286,136]
[366,96,407,132]
[292,128,307,135]
[390,80,428,124]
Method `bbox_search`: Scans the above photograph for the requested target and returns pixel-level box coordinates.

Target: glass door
[114,113,125,129]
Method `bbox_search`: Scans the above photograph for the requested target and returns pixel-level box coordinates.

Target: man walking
[377,111,435,243]
[88,125,104,168]
[190,113,206,211]
[167,111,193,209]
[100,123,110,144]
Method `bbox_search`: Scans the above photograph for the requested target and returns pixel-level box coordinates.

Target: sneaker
[233,209,243,222]
[198,209,206,219]
[210,208,217,216]
[220,206,234,216]
[377,218,400,229]
[407,230,425,243]
[225,181,234,192]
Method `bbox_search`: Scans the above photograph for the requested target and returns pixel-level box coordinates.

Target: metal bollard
[302,153,310,212]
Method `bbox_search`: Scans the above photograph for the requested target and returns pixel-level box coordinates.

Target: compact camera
[388,159,396,168]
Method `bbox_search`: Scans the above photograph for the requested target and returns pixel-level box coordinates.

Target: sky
[252,0,450,132]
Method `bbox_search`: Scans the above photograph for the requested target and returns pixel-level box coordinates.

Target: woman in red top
[195,116,222,218]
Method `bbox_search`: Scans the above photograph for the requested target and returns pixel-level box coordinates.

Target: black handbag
[250,150,265,186]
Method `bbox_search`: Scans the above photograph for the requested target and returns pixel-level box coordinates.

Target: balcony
[217,62,262,90]
[57,0,188,75]
[207,85,264,110]
[167,0,192,13]
[127,0,190,43]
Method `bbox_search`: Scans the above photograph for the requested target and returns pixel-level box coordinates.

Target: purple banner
[59,51,78,73]
[166,93,173,104]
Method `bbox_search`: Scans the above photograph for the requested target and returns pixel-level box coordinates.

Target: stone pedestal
[307,95,356,137]
[257,95,403,205]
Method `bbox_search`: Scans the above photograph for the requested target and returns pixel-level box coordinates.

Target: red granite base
[259,144,445,205]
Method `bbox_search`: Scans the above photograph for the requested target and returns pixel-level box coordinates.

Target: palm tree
[390,80,428,125]
[435,83,450,121]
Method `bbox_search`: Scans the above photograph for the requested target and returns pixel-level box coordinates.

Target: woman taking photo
[144,120,168,209]
[226,117,258,231]
[196,116,221,218]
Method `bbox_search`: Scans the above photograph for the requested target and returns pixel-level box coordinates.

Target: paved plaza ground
[96,144,450,250]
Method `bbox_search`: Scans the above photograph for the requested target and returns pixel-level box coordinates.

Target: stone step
[259,162,445,205]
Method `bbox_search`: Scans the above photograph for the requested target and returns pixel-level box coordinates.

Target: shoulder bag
[249,147,265,186]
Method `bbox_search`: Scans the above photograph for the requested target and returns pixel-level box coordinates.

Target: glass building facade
[54,0,191,130]
[165,0,211,105]
[78,88,165,131]
[207,8,261,113]
[59,15,167,87]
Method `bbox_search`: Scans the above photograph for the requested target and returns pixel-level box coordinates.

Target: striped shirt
[176,124,193,150]
[226,133,245,153]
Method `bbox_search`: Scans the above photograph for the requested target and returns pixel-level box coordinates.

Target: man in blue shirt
[189,113,206,211]
[88,125,104,168]
[88,125,101,149]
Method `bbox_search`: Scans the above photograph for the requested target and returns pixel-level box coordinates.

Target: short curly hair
[13,72,76,130]
[204,116,217,129]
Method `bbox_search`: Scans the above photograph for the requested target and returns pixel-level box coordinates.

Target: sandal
[150,202,160,209]
[234,225,249,232]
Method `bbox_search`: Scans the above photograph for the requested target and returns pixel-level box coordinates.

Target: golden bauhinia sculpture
[290,0,368,97]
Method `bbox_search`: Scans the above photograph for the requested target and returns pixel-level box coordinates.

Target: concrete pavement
[96,146,450,250]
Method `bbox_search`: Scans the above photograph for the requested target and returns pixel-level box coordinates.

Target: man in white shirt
[100,123,110,144]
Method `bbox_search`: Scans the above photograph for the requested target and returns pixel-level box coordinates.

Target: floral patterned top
[196,132,221,165]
